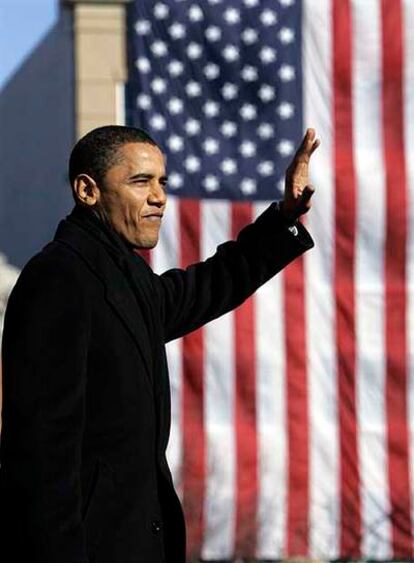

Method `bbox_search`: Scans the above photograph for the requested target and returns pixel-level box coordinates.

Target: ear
[73,174,101,206]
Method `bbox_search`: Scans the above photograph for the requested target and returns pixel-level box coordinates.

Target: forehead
[114,142,166,172]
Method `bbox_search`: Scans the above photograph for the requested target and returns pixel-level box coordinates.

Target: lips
[143,214,163,221]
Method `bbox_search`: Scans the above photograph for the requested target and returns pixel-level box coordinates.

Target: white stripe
[153,196,183,496]
[254,202,287,559]
[200,200,236,559]
[403,0,414,540]
[352,0,391,558]
[303,0,340,558]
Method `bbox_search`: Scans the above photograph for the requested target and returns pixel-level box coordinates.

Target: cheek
[101,190,147,232]
[123,197,146,226]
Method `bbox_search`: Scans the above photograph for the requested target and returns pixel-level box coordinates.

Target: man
[0,125,319,562]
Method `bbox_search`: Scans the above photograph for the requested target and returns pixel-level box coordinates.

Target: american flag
[126,0,414,560]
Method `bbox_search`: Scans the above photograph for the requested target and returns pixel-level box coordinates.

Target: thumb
[295,185,315,217]
[299,185,315,204]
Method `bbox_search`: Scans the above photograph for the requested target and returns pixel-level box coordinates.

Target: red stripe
[179,199,205,559]
[284,253,309,556]
[381,1,413,556]
[333,1,361,556]
[232,203,258,558]
[136,248,152,264]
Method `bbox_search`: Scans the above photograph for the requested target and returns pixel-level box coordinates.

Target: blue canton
[126,0,302,201]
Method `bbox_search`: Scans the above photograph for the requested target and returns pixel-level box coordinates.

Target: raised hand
[282,128,320,221]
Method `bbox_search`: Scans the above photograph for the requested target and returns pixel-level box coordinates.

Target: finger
[306,127,316,142]
[295,129,313,155]
[309,137,321,156]
[295,128,318,160]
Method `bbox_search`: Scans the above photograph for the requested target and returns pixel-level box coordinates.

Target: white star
[243,0,259,6]
[239,141,256,158]
[186,81,202,97]
[185,118,201,135]
[167,135,184,152]
[259,46,277,64]
[241,65,258,82]
[204,63,220,80]
[260,9,278,26]
[258,84,276,102]
[150,114,166,131]
[240,103,257,120]
[136,57,151,73]
[220,121,237,137]
[277,102,295,119]
[205,26,222,42]
[203,175,220,192]
[222,44,240,62]
[240,178,257,195]
[167,97,184,114]
[188,4,204,22]
[257,123,275,139]
[187,42,203,59]
[279,0,295,6]
[279,64,295,81]
[277,139,295,156]
[185,155,201,173]
[203,137,219,155]
[169,22,186,40]
[203,100,220,117]
[151,77,167,94]
[279,27,295,44]
[221,83,238,100]
[169,172,183,189]
[168,60,184,77]
[135,20,151,35]
[241,28,259,45]
[207,0,223,4]
[154,2,169,19]
[151,40,168,57]
[257,161,275,176]
[221,158,237,175]
[224,7,240,24]
[136,94,151,110]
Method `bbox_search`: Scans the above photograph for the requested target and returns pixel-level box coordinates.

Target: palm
[283,128,320,220]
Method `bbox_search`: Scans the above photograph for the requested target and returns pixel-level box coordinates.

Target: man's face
[98,142,168,249]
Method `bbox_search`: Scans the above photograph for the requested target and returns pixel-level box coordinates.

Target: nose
[148,181,167,207]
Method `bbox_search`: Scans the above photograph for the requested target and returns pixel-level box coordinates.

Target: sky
[0,0,58,90]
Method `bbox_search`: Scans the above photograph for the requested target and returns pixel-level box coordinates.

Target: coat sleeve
[158,203,314,343]
[0,254,90,562]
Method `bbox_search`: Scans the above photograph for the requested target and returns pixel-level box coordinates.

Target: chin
[132,238,159,250]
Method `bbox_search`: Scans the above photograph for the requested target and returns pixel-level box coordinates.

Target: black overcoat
[0,203,313,562]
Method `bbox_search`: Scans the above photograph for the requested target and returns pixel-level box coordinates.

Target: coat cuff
[253,202,315,250]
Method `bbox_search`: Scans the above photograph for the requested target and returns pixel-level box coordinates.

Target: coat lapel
[54,219,154,389]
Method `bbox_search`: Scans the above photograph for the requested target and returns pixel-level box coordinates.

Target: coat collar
[54,216,154,391]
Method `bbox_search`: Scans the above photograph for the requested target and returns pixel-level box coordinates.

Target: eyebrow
[129,173,168,182]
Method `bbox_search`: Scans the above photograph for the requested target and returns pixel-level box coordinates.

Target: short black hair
[68,125,159,188]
